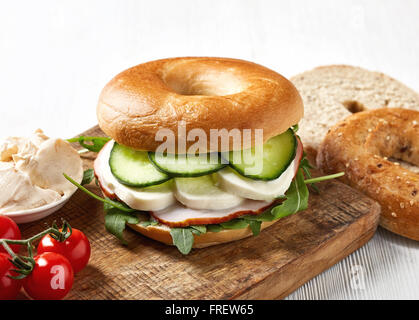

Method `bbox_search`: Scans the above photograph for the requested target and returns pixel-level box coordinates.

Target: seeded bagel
[317,108,419,240]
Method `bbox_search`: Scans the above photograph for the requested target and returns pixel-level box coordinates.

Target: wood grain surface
[16,126,381,299]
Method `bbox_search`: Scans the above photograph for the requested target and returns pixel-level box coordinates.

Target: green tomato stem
[0,221,72,275]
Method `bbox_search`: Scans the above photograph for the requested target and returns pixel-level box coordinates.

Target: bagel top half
[97,57,304,152]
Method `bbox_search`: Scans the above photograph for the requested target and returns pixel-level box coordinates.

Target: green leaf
[304,172,344,184]
[140,219,159,227]
[190,225,207,235]
[81,169,94,185]
[271,169,309,219]
[67,136,110,152]
[292,124,299,133]
[207,224,223,233]
[300,155,320,193]
[220,219,249,229]
[242,209,275,222]
[248,220,262,236]
[63,173,135,213]
[104,208,139,245]
[170,228,194,255]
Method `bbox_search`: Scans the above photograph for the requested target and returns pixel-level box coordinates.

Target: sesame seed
[383,156,388,160]
[345,163,350,168]
[338,132,342,137]
[354,158,359,161]
[396,176,401,179]
[368,128,372,132]
[413,120,418,125]
[394,162,400,166]
[376,188,380,194]
[391,212,397,217]
[410,200,414,206]
[386,136,391,141]
[400,202,405,209]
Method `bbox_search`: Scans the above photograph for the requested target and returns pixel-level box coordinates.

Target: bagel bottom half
[317,108,419,240]
[128,220,277,248]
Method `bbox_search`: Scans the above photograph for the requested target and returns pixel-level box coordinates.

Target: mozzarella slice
[174,175,244,210]
[95,141,175,211]
[152,200,273,227]
[215,157,297,200]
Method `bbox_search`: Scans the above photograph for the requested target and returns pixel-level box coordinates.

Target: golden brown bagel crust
[317,108,419,240]
[97,57,303,151]
[127,220,277,248]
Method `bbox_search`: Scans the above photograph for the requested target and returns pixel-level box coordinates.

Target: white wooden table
[1,0,418,299]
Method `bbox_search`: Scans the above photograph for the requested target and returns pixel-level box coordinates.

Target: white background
[1,0,418,299]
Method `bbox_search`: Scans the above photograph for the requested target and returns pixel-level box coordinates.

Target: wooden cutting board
[18,126,380,300]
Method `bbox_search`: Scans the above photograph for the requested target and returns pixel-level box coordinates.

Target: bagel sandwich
[72,57,341,254]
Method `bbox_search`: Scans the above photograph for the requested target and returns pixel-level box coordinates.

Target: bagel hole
[163,71,244,96]
[343,100,365,113]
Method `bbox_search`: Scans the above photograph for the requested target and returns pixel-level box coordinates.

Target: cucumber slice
[109,142,170,187]
[148,152,226,177]
[222,129,297,181]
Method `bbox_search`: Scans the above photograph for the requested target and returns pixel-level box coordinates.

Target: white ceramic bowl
[2,188,77,224]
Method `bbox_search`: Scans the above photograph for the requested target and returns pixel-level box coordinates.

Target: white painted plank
[287,227,419,299]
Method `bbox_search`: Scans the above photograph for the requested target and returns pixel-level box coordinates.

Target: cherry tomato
[23,252,74,300]
[37,228,90,273]
[0,215,21,254]
[0,253,23,300]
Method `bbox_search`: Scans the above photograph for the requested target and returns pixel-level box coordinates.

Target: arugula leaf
[63,173,135,213]
[104,207,139,245]
[242,209,275,222]
[248,220,262,236]
[67,136,110,152]
[299,153,344,189]
[170,228,194,255]
[139,215,159,227]
[206,224,223,233]
[271,169,308,219]
[304,172,344,184]
[81,169,95,185]
[190,225,207,235]
[140,219,159,227]
[299,153,319,193]
[220,219,249,229]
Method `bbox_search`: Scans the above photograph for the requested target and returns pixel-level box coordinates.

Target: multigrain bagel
[291,65,419,154]
[128,219,277,248]
[97,57,303,152]
[317,108,419,240]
